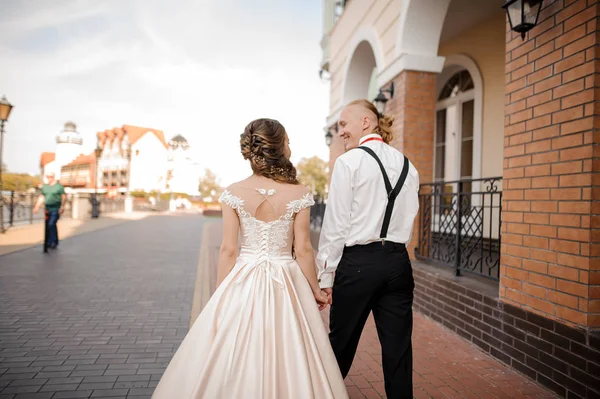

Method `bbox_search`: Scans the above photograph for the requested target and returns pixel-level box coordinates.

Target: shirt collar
[359,133,383,145]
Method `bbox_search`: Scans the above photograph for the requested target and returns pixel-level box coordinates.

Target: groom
[316,99,419,398]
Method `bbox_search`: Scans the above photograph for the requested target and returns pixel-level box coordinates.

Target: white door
[434,70,476,234]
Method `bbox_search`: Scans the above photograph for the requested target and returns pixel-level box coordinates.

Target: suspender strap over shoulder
[357,146,410,241]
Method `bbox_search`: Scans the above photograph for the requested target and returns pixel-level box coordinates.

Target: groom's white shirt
[316,134,420,288]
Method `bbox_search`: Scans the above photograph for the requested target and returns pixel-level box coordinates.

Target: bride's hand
[314,290,329,311]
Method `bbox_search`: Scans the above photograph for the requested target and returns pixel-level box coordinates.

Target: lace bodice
[219,188,315,257]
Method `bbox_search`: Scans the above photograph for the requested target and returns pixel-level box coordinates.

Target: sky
[0,0,330,187]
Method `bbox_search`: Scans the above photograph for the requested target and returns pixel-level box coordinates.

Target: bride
[152,118,348,398]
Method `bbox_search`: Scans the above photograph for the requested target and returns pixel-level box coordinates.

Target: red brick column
[502,0,599,328]
[386,71,437,185]
[386,71,437,254]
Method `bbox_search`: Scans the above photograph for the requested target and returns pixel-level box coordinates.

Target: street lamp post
[92,145,102,218]
[125,146,133,213]
[0,96,14,233]
[167,169,176,212]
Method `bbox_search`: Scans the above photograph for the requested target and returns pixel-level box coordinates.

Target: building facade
[60,154,97,189]
[96,125,169,196]
[320,1,599,397]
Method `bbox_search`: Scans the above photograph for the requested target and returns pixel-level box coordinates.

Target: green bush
[130,191,147,198]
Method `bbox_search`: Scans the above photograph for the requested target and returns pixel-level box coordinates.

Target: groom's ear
[361,115,372,131]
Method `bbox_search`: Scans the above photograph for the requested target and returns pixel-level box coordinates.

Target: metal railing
[307,178,502,280]
[415,177,502,280]
[1,191,72,231]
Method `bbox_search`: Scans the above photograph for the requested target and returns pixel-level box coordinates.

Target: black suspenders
[357,146,410,243]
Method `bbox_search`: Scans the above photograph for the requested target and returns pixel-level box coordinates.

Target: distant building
[166,135,202,196]
[60,154,97,189]
[40,122,84,181]
[96,125,169,196]
[39,123,200,197]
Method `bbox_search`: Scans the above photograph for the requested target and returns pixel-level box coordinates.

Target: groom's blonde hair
[346,99,395,144]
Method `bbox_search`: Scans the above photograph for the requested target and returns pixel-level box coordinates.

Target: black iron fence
[306,179,502,280]
[415,177,502,280]
[310,197,326,231]
[1,191,73,231]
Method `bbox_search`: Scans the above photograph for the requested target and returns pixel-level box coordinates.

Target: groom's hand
[314,290,329,311]
[322,288,333,305]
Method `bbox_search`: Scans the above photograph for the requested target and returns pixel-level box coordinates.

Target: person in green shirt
[33,172,66,249]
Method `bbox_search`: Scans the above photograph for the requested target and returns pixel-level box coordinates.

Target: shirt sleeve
[316,157,353,288]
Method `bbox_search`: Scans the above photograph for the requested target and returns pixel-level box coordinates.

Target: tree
[3,172,41,192]
[296,156,328,199]
[198,169,223,201]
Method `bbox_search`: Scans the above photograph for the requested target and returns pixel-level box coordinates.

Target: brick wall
[413,262,600,398]
[502,0,599,328]
[592,0,600,333]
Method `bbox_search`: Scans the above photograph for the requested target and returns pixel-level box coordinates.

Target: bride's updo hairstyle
[240,118,299,184]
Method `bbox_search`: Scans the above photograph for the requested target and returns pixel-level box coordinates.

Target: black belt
[344,241,406,253]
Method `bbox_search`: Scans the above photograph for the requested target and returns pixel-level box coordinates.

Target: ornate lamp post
[125,143,133,213]
[0,96,14,233]
[502,0,543,40]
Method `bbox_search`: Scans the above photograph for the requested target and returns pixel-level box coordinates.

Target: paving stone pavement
[1,214,560,399]
[0,215,204,399]
[340,312,560,399]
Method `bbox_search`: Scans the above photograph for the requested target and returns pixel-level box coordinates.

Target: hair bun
[239,118,299,184]
[240,130,253,160]
[377,113,394,144]
[380,113,394,127]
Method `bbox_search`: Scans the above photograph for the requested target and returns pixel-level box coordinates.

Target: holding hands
[314,288,333,311]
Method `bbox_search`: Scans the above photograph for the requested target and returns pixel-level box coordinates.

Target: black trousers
[329,241,414,399]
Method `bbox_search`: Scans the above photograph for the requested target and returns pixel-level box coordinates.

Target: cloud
[0,0,330,186]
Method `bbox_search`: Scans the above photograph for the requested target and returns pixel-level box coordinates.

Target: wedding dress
[152,185,348,399]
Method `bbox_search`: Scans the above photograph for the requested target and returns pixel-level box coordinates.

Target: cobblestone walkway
[0,215,558,398]
[0,215,203,399]
[338,311,559,398]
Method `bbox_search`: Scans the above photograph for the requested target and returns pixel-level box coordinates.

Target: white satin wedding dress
[152,186,348,399]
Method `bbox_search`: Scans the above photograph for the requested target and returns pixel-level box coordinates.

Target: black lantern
[334,0,347,18]
[0,96,13,122]
[373,82,394,116]
[503,0,543,40]
[373,91,388,115]
[325,129,333,147]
